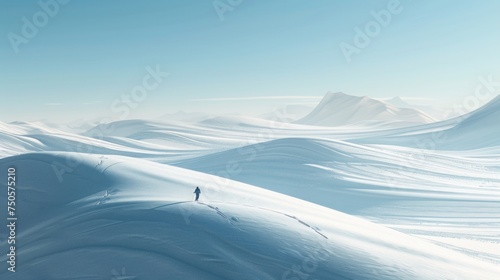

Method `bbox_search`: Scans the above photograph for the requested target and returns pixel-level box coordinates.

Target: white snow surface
[1,153,499,279]
[1,95,500,279]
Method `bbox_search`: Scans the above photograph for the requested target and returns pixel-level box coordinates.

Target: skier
[194,187,201,201]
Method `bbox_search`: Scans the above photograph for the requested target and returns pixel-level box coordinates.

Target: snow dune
[7,92,498,161]
[1,153,499,279]
[173,137,500,262]
[439,95,500,149]
[353,94,500,149]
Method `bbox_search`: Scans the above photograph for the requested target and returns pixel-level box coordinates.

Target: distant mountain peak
[324,91,362,100]
[390,96,405,102]
[386,96,412,107]
[296,92,435,127]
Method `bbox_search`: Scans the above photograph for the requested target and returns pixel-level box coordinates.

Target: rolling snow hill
[354,95,500,150]
[172,137,500,263]
[1,94,500,279]
[1,153,499,279]
[438,95,500,149]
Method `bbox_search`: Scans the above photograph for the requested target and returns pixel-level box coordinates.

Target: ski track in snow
[197,202,243,231]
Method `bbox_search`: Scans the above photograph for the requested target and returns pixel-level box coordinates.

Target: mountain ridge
[296,92,436,127]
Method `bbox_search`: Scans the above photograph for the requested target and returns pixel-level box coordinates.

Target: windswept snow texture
[1,93,500,279]
[1,153,500,280]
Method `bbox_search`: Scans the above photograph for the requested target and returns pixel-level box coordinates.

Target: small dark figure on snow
[194,187,201,201]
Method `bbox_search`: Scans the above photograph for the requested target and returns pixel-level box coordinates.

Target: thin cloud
[377,97,438,102]
[404,97,439,102]
[189,96,323,102]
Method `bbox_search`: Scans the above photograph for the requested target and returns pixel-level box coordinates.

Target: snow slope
[0,120,241,160]
[438,95,500,149]
[259,104,314,122]
[173,137,500,262]
[386,97,447,120]
[296,92,436,127]
[1,152,499,279]
[354,95,500,149]
[1,95,500,278]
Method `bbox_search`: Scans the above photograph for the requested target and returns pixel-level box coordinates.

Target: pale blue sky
[1,0,499,122]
